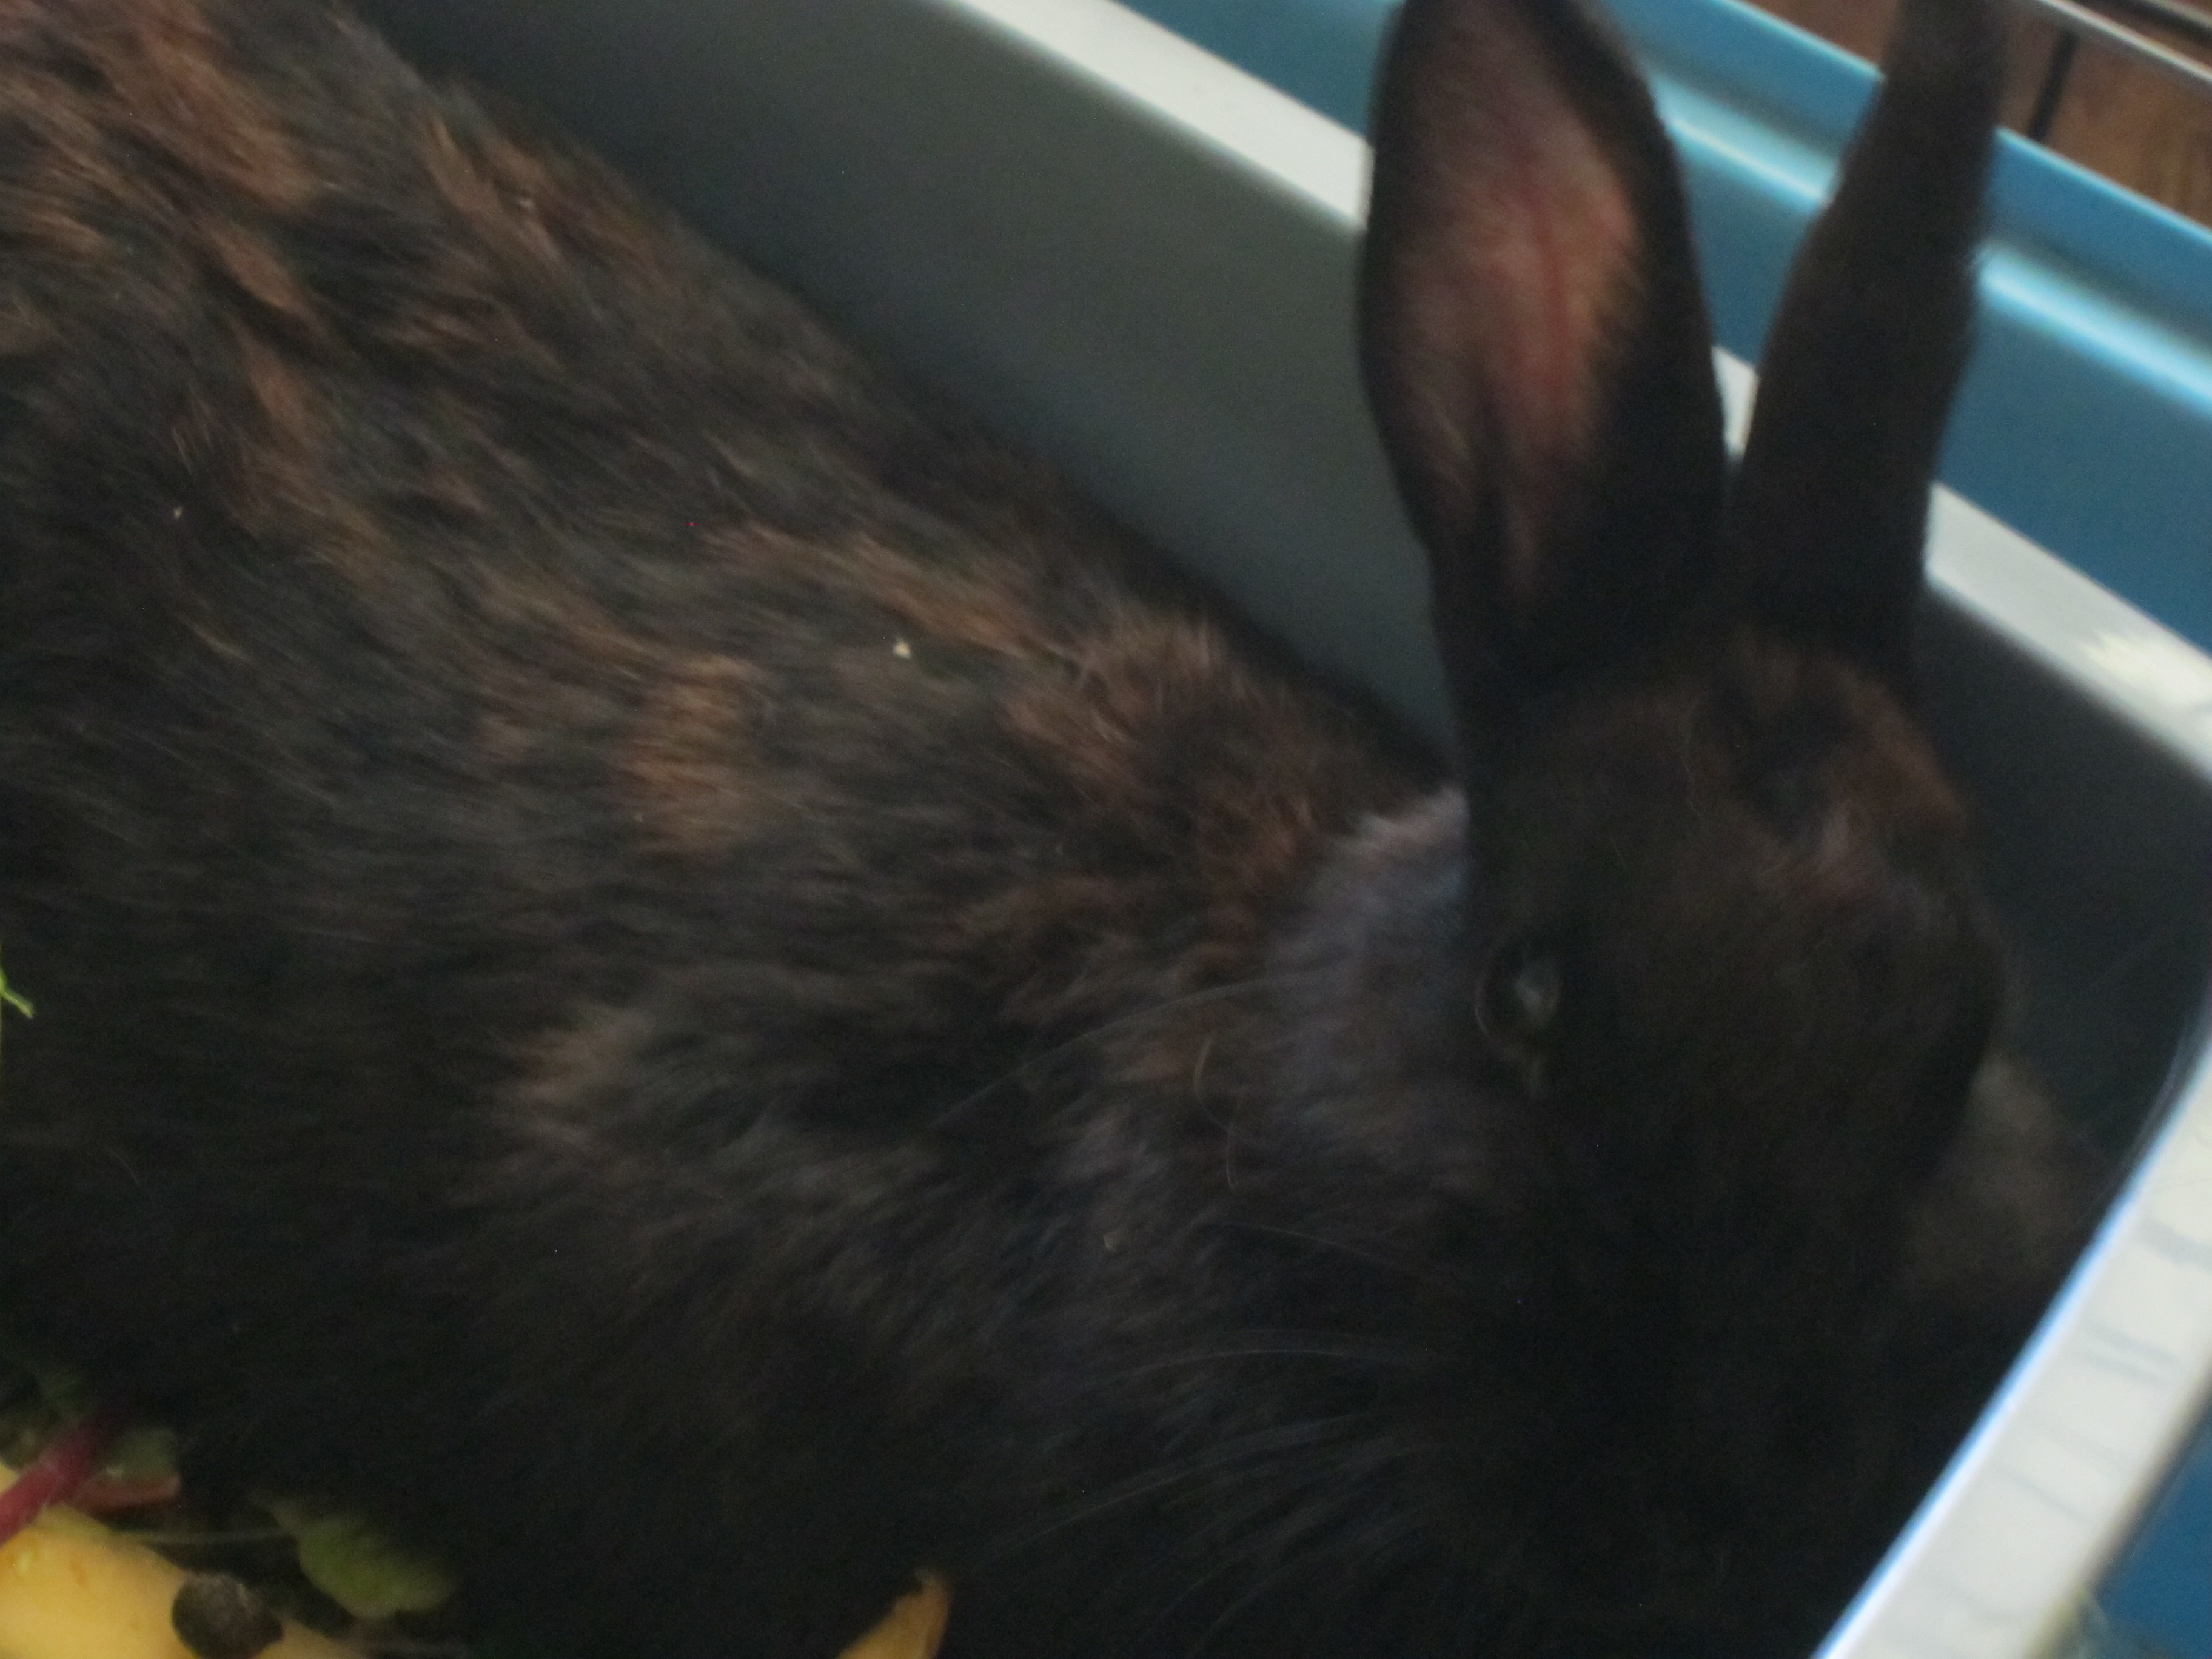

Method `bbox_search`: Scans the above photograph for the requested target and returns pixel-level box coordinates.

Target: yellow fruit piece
[839,1576,951,1659]
[0,1463,357,1659]
[0,1455,947,1659]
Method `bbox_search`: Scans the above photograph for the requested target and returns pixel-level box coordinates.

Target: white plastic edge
[923,0,1372,221]
[931,6,2212,1657]
[1817,1053,2212,1659]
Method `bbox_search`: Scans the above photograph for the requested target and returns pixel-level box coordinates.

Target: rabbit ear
[1724,0,2005,686]
[1359,0,1728,751]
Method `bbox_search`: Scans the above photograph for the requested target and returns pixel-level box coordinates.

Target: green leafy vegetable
[100,1423,181,1486]
[266,1501,458,1621]
[0,952,28,1078]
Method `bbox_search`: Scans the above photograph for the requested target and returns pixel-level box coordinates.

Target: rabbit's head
[1230,0,2026,1530]
[1264,0,2014,1373]
[1202,5,2032,1629]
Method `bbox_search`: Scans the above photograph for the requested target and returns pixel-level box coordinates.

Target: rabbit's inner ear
[1364,8,1641,574]
[1358,0,1728,748]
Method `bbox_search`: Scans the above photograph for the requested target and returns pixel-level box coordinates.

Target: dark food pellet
[172,1571,286,1659]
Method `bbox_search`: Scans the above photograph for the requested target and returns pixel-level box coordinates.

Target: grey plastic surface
[351,1,2212,1654]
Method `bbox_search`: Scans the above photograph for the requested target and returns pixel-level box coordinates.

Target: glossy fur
[0,0,2102,1656]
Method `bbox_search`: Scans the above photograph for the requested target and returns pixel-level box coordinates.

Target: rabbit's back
[0,0,1415,1085]
[0,4,1419,1641]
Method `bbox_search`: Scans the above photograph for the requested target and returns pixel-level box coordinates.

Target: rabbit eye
[1478,941,1566,1050]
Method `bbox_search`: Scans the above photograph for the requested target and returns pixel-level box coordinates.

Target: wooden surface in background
[1751,0,2212,225]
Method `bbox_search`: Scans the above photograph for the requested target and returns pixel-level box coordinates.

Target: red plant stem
[0,1404,128,1543]
[73,1469,184,1515]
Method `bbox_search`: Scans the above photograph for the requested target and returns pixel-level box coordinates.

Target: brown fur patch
[107,0,318,212]
[208,323,401,596]
[843,537,1061,664]
[619,654,769,857]
[0,289,56,358]
[233,323,313,434]
[989,608,1409,1016]
[694,523,1067,668]
[420,114,565,264]
[201,215,316,324]
[464,568,670,765]
[505,1002,658,1119]
[1000,609,1201,812]
[7,189,108,258]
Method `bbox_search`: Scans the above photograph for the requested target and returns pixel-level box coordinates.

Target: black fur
[1726,0,2008,684]
[0,0,2103,1656]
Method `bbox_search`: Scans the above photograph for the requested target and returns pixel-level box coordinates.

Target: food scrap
[171,1573,286,1659]
[0,950,27,1073]
[0,1459,354,1659]
[265,1501,458,1621]
[0,1399,125,1541]
[841,1577,951,1659]
[0,1356,948,1658]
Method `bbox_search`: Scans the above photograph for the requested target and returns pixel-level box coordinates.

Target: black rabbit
[0,0,2104,1654]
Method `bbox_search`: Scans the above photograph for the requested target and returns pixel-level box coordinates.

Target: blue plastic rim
[1124,0,2212,658]
[2097,1399,2212,1659]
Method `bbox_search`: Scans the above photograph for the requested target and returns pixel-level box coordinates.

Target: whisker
[1175,1459,1400,1575]
[1088,1335,1429,1385]
[1136,1441,1423,1649]
[1206,1218,1424,1279]
[975,1409,1377,1561]
[1188,1548,1326,1653]
[1190,1520,1410,1657]
[1116,1346,1424,1376]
